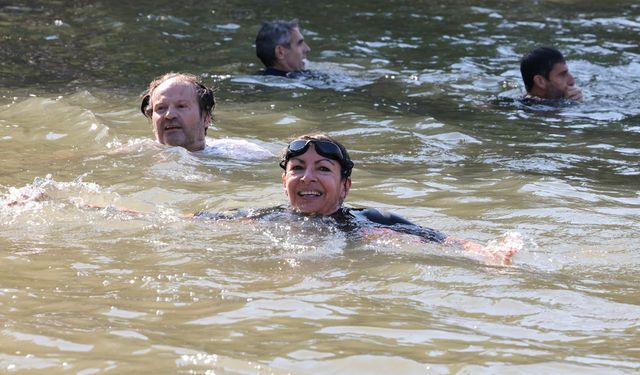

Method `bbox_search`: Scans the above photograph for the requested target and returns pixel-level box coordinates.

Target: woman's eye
[319,166,331,172]
[290,165,304,171]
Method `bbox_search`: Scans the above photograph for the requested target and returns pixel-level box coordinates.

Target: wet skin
[150,78,210,151]
[282,145,351,216]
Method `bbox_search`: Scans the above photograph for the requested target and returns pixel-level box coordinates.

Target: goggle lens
[288,140,344,161]
[281,139,353,177]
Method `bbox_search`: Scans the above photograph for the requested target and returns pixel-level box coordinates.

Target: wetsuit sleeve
[193,206,286,221]
[360,208,415,225]
[360,208,447,243]
[193,211,238,220]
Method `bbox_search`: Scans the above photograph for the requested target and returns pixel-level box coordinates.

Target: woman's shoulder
[348,207,415,226]
[346,206,447,243]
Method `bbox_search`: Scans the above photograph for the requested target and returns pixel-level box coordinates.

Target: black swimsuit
[262,67,312,79]
[195,206,447,244]
[519,96,579,108]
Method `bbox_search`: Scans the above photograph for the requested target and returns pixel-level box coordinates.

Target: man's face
[150,78,209,151]
[277,27,310,72]
[541,62,576,99]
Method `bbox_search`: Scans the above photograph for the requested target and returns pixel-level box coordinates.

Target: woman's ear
[341,177,352,200]
[281,173,288,196]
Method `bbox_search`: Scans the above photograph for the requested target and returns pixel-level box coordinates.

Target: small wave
[0,175,132,231]
[2,174,108,210]
[256,215,348,258]
[230,62,375,92]
[0,93,111,148]
[203,138,274,160]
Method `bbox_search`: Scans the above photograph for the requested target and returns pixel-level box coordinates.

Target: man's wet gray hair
[255,19,299,68]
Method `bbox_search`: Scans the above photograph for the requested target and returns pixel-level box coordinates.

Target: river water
[1,1,639,374]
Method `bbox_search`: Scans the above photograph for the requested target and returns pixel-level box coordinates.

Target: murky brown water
[1,1,639,373]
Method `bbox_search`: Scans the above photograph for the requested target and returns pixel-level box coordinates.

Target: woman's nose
[300,167,316,181]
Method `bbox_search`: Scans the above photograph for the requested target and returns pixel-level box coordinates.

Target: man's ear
[533,74,547,90]
[141,94,151,117]
[202,113,211,133]
[275,45,286,60]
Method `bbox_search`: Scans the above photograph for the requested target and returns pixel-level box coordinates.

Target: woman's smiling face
[282,144,351,216]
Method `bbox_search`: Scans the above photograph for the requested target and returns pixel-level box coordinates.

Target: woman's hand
[4,185,48,206]
[446,232,522,266]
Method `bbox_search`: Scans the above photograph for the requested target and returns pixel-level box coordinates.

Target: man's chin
[165,138,205,151]
[162,135,187,148]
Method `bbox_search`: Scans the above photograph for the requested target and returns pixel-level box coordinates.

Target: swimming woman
[196,133,520,265]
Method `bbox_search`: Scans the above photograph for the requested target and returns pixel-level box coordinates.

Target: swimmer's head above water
[280,133,353,216]
[140,72,215,151]
[256,19,311,75]
[520,47,582,102]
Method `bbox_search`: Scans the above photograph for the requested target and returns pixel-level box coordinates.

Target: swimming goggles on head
[280,139,354,177]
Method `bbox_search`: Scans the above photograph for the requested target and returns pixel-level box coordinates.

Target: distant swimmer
[255,19,312,78]
[141,72,272,159]
[196,133,521,265]
[520,47,583,103]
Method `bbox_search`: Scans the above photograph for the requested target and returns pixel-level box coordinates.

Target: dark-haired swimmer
[141,72,271,158]
[196,133,520,265]
[255,19,312,78]
[520,47,582,104]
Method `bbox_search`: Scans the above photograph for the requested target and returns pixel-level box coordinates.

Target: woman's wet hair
[280,133,354,178]
[140,72,216,120]
[255,19,299,68]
